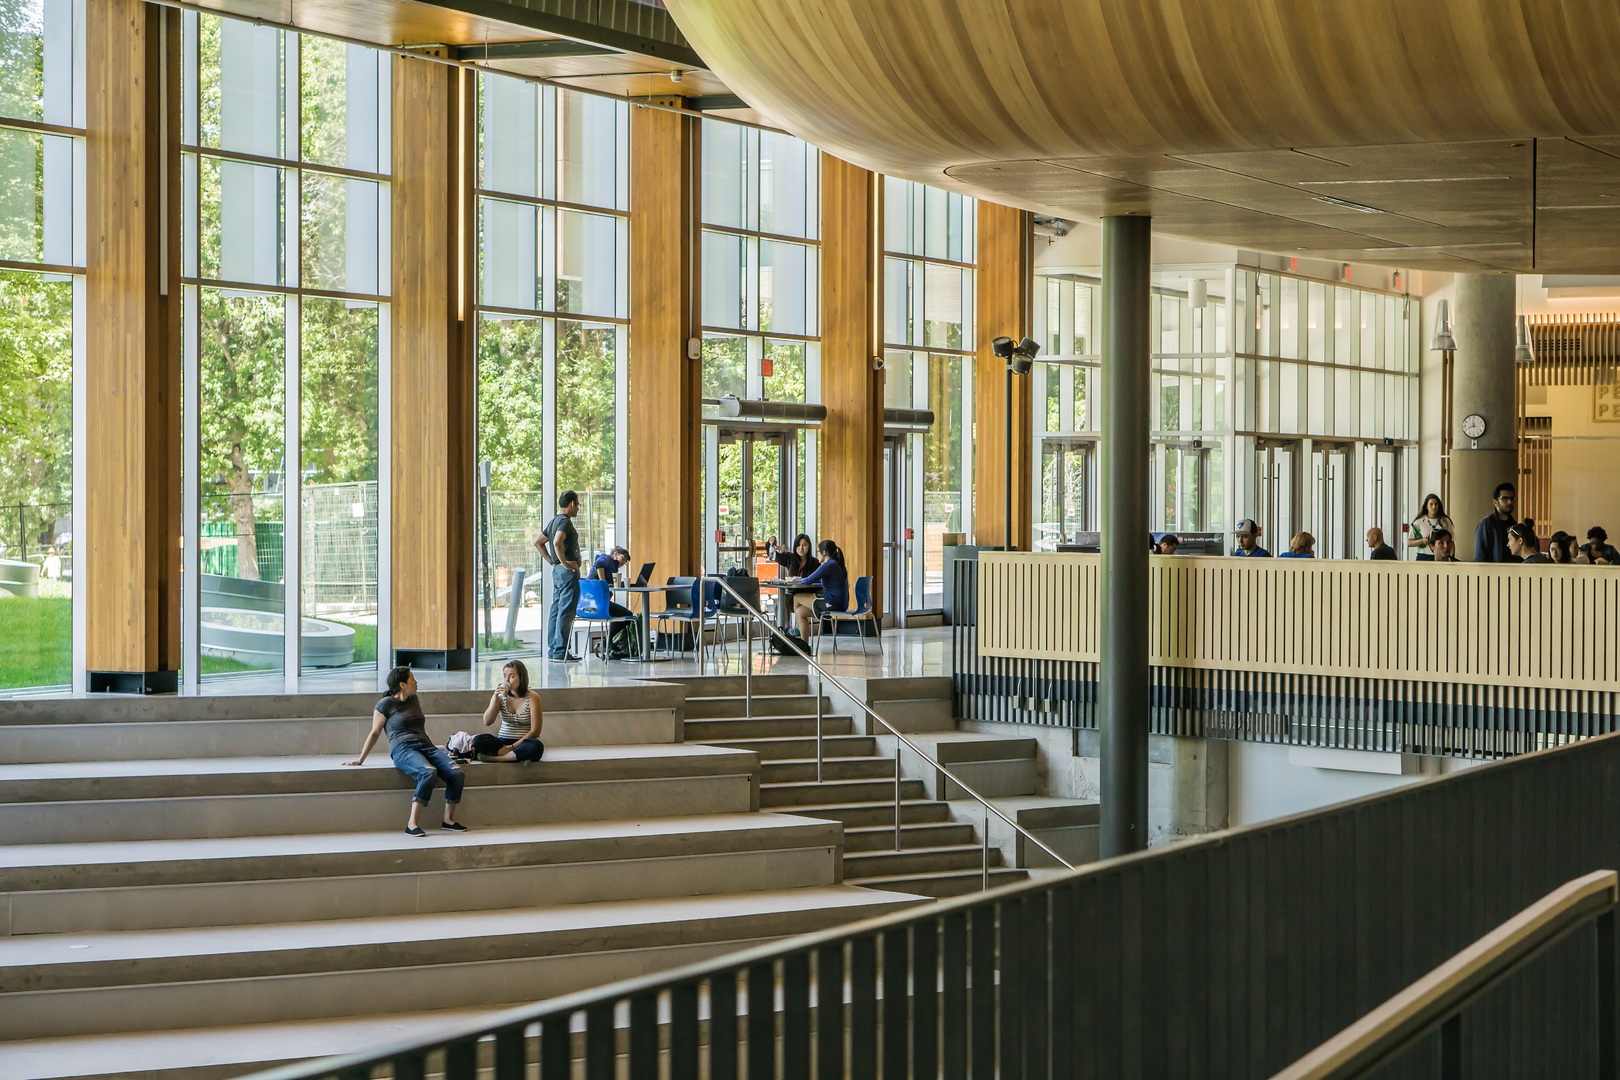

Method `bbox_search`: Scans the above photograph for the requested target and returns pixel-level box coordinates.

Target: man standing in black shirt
[537,491,583,661]
[1473,482,1516,562]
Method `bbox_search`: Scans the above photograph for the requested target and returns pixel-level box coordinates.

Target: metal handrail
[705,573,1074,880]
[1274,869,1620,1079]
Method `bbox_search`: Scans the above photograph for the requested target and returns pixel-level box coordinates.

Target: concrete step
[785,799,951,828]
[893,732,1040,799]
[0,814,845,935]
[0,748,759,845]
[761,756,897,783]
[654,674,809,697]
[841,821,979,852]
[684,715,855,741]
[948,796,1101,869]
[0,687,686,763]
[705,734,878,761]
[0,743,753,804]
[843,843,1003,879]
[760,777,926,808]
[683,694,829,719]
[0,886,927,1041]
[856,867,1029,899]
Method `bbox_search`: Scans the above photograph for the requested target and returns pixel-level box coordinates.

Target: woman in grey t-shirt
[344,666,467,836]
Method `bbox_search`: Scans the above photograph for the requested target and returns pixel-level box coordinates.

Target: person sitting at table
[589,546,637,659]
[767,533,820,578]
[791,539,849,641]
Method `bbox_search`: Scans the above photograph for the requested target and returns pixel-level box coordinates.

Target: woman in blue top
[793,540,849,640]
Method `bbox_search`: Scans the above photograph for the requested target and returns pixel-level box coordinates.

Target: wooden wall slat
[971,201,1033,550]
[977,553,1620,692]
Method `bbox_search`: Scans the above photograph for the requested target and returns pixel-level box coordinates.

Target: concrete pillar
[1449,274,1518,558]
[1099,216,1151,858]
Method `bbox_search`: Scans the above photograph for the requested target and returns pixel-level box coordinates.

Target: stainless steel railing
[705,574,1073,882]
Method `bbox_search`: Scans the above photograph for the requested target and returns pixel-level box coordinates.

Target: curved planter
[200,607,356,668]
[0,559,40,599]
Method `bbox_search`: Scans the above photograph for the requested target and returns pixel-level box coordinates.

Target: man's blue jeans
[390,741,465,805]
[548,566,580,658]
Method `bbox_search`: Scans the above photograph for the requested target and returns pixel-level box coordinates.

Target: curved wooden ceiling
[665,0,1620,272]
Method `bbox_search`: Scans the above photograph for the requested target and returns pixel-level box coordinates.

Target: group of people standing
[1225,483,1618,565]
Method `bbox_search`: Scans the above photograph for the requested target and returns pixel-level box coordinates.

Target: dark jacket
[773,549,820,578]
[1473,513,1513,563]
[1369,543,1397,561]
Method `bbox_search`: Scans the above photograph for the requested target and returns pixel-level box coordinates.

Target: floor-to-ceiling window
[883,178,973,609]
[700,119,820,572]
[182,11,389,681]
[1149,272,1230,537]
[0,0,82,691]
[1234,269,1418,558]
[474,75,627,654]
[1030,275,1098,548]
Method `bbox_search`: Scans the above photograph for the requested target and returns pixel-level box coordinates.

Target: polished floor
[7,626,953,700]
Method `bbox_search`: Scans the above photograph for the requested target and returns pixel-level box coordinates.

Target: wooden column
[390,56,475,669]
[973,201,1035,550]
[84,0,182,693]
[818,154,883,611]
[628,98,702,591]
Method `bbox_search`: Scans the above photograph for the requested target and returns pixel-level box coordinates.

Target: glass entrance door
[883,434,918,623]
[1037,437,1096,549]
[1256,441,1299,554]
[1362,445,1401,556]
[1311,443,1351,559]
[703,426,800,574]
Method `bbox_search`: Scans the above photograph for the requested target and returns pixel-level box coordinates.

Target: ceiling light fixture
[1313,195,1383,214]
[1430,299,1456,352]
[1514,275,1533,364]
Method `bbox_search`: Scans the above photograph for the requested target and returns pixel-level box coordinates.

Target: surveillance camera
[871,355,885,371]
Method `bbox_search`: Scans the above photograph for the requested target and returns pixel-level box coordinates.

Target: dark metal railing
[247,719,1620,1079]
[1276,870,1620,1080]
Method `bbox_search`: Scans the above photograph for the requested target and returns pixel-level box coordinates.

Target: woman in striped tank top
[472,660,545,763]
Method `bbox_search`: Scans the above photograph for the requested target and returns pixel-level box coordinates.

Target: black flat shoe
[405,826,426,837]
[441,821,468,832]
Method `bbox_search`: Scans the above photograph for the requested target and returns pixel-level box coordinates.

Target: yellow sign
[1598,382,1620,422]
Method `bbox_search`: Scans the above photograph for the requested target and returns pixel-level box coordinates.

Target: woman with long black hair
[344,667,467,836]
[793,539,849,640]
[1407,493,1454,561]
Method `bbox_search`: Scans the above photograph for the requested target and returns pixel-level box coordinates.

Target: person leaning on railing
[1231,518,1271,557]
[1508,519,1550,564]
[1549,531,1577,564]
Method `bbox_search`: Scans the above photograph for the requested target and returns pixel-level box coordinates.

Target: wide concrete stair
[668,674,1027,899]
[0,686,924,1079]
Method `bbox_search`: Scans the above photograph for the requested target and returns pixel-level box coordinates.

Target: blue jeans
[548,566,580,658]
[390,741,465,805]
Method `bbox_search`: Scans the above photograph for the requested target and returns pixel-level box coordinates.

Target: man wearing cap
[1232,519,1271,557]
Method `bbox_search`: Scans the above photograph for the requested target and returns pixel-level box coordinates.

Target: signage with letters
[1598,382,1620,422]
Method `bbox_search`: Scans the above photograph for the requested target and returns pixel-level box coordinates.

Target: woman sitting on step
[473,660,546,764]
[344,666,467,837]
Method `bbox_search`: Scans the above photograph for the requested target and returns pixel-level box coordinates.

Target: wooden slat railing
[978,553,1620,692]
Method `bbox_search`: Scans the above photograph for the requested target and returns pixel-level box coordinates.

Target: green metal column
[1099,215,1152,858]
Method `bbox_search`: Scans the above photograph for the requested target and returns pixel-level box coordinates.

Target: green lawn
[0,596,71,689]
[0,599,379,689]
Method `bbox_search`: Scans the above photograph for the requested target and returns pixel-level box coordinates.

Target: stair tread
[857,868,1028,885]
[844,843,986,861]
[0,812,839,875]
[0,743,745,785]
[0,886,924,978]
[780,798,943,814]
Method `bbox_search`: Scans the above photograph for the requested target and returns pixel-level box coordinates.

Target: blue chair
[653,577,709,662]
[817,575,881,656]
[574,578,637,660]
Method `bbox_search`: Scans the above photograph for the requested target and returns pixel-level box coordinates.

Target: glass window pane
[555,320,617,555]
[701,230,744,328]
[1,0,76,127]
[1307,281,1325,361]
[0,128,73,265]
[299,298,379,670]
[764,339,805,402]
[558,90,621,209]
[1160,293,1180,354]
[760,239,812,336]
[205,17,285,157]
[884,257,914,346]
[923,353,965,607]
[702,119,746,228]
[924,263,964,350]
[556,209,617,316]
[480,197,539,310]
[301,39,383,172]
[1280,277,1299,359]
[923,185,947,260]
[884,176,914,254]
[883,349,914,410]
[1074,284,1093,355]
[480,73,540,198]
[199,288,286,678]
[0,269,73,690]
[759,131,811,238]
[301,173,380,294]
[703,333,747,400]
[202,157,285,286]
